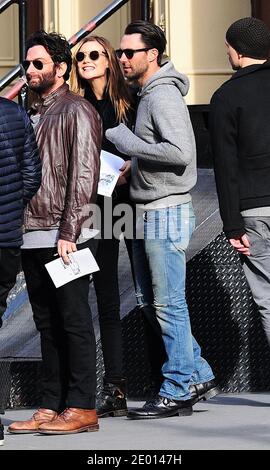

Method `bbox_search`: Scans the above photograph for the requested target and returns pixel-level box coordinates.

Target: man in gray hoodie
[107,20,219,419]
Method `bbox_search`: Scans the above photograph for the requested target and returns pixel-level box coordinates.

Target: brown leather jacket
[24,83,102,242]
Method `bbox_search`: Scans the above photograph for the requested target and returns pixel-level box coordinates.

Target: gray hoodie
[106,61,197,204]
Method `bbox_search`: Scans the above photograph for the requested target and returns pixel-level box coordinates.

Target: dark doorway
[251,0,270,29]
[27,0,43,36]
[131,0,151,22]
[24,0,43,107]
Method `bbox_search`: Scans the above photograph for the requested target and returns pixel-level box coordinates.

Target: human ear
[148,48,159,63]
[56,62,67,78]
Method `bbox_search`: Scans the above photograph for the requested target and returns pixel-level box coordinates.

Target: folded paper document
[45,248,99,288]
[98,150,125,197]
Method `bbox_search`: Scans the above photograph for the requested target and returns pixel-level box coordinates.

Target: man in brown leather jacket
[8,31,102,436]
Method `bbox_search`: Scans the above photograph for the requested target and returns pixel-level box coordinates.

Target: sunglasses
[115,48,151,59]
[75,50,107,62]
[22,60,54,71]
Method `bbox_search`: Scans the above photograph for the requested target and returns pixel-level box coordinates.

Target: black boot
[0,419,4,446]
[97,380,127,418]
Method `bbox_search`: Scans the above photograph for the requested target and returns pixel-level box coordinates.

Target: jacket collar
[230,59,270,81]
[41,82,69,108]
[30,82,69,115]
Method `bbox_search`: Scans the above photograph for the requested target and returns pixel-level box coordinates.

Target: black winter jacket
[210,61,270,239]
[0,98,41,247]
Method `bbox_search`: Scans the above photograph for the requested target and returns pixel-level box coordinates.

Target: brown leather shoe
[38,408,99,435]
[8,408,58,434]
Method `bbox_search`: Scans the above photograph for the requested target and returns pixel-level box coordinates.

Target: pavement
[1,393,270,451]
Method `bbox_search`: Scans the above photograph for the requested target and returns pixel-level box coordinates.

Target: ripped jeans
[133,202,214,400]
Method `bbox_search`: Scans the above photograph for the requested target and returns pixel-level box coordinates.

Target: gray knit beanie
[226,17,270,59]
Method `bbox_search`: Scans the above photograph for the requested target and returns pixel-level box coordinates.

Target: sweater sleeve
[106,87,194,167]
[210,91,245,239]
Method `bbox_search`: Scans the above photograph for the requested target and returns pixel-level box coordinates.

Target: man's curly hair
[26,30,72,81]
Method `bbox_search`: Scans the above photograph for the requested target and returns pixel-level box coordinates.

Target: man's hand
[229,234,250,256]
[57,239,77,264]
[117,160,131,186]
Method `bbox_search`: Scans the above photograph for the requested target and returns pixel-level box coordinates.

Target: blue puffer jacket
[0,98,41,247]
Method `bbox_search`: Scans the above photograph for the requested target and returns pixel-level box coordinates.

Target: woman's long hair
[70,35,132,123]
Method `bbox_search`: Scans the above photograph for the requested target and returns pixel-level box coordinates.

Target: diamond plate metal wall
[8,362,42,408]
[186,233,270,392]
[0,362,10,414]
[122,307,152,398]
[1,344,106,409]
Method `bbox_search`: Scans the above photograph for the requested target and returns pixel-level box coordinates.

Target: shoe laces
[33,411,42,421]
[33,409,53,421]
[58,408,73,422]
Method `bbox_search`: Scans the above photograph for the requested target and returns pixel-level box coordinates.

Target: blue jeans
[133,202,214,400]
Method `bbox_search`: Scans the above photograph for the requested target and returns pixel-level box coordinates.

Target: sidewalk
[1,393,270,450]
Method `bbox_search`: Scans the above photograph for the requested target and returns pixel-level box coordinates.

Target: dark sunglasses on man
[115,48,151,59]
[22,59,54,71]
[75,50,107,62]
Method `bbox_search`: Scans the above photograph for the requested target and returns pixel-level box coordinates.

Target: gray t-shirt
[22,228,98,249]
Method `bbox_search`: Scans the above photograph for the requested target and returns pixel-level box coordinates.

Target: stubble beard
[27,68,57,95]
[124,62,148,83]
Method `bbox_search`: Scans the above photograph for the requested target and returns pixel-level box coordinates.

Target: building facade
[0,1,268,104]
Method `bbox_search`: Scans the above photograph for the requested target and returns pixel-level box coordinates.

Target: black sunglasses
[22,59,54,71]
[75,50,107,62]
[115,48,151,59]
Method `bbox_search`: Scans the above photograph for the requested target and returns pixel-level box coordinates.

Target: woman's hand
[117,160,131,186]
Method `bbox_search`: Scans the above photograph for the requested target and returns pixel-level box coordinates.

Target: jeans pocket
[169,206,195,251]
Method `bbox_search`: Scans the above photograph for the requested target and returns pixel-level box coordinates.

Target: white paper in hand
[45,248,99,288]
[98,150,125,197]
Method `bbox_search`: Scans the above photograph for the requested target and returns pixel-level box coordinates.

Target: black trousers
[93,237,134,383]
[0,248,21,328]
[21,240,97,411]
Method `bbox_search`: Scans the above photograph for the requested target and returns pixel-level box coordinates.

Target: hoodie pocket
[138,160,153,187]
